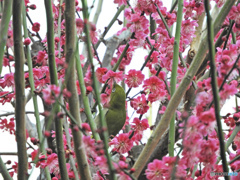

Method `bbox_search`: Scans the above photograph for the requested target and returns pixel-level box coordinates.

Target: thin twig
[0,152,31,157]
[26,13,42,41]
[56,97,87,136]
[92,42,102,67]
[204,0,229,178]
[121,169,136,180]
[0,91,14,98]
[225,125,240,151]
[223,20,235,49]
[170,0,178,13]
[0,111,44,117]
[95,5,125,49]
[229,154,240,165]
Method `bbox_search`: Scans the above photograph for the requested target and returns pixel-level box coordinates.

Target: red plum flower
[125,69,145,88]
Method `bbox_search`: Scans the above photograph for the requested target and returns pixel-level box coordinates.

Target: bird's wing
[106,109,126,137]
[95,108,108,129]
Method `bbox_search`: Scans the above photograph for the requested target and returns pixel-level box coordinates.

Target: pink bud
[32,22,40,32]
[30,137,39,145]
[29,4,36,10]
[57,112,64,118]
[46,148,52,154]
[73,125,79,131]
[54,37,60,42]
[130,168,135,173]
[44,131,51,137]
[23,38,31,46]
[82,123,91,131]
[86,86,93,94]
[75,0,79,6]
[6,160,11,165]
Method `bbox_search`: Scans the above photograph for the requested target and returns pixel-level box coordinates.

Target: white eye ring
[112,88,116,92]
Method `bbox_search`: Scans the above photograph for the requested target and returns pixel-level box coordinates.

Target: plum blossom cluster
[125,69,145,88]
[0,72,14,88]
[143,1,240,180]
[228,3,240,33]
[113,45,135,71]
[183,0,205,19]
[145,157,187,180]
[125,8,150,46]
[83,135,135,179]
[174,58,239,179]
[42,85,64,105]
[30,150,75,179]
[128,74,167,116]
[0,118,15,135]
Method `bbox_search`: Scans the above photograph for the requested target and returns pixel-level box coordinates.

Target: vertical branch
[75,42,101,141]
[62,116,80,180]
[21,3,51,180]
[132,0,236,177]
[81,0,117,179]
[12,0,28,179]
[0,0,13,75]
[44,0,69,179]
[45,0,58,84]
[0,156,12,180]
[169,0,183,157]
[155,3,190,74]
[65,0,92,179]
[92,0,103,25]
[57,0,63,57]
[204,0,229,178]
[150,15,156,40]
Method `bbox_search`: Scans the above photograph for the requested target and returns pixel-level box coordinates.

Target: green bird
[96,82,126,138]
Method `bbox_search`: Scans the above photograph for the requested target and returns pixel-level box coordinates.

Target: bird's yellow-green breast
[96,83,126,138]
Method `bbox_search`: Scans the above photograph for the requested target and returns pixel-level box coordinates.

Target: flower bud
[44,131,51,137]
[23,38,31,46]
[29,4,36,10]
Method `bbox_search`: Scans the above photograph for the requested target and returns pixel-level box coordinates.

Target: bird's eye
[112,88,116,92]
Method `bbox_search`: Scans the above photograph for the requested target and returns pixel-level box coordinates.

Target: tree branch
[66,0,92,179]
[13,0,28,178]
